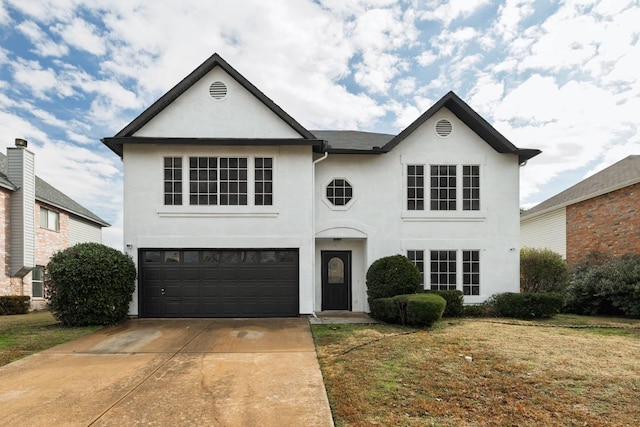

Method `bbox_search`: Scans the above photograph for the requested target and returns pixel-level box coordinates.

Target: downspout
[311,150,329,318]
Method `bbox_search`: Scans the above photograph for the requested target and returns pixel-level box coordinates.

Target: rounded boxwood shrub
[424,289,464,317]
[486,292,564,319]
[0,296,30,315]
[369,293,446,327]
[520,247,569,293]
[46,243,136,326]
[366,255,421,303]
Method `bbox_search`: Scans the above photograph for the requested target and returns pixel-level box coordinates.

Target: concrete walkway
[0,318,334,427]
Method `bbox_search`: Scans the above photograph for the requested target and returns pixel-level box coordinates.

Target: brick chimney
[7,138,35,278]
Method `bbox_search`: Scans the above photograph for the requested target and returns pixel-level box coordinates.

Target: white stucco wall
[133,67,302,139]
[520,208,567,258]
[314,108,522,306]
[123,144,315,315]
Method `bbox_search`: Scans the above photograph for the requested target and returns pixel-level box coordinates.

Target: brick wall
[566,182,640,265]
[35,203,70,266]
[0,189,10,295]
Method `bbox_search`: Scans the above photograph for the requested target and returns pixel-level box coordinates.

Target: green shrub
[487,292,564,319]
[369,297,400,323]
[366,255,421,303]
[46,243,137,326]
[369,293,446,327]
[565,255,640,317]
[462,304,485,317]
[520,247,569,293]
[424,290,464,317]
[0,296,30,315]
[401,294,446,327]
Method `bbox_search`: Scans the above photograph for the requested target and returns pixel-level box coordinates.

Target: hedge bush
[486,292,564,319]
[462,304,485,317]
[46,243,136,326]
[520,247,569,293]
[565,255,640,317]
[424,289,464,317]
[369,293,446,327]
[0,296,30,315]
[366,255,421,303]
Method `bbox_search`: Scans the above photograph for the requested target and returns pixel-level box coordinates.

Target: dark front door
[321,251,351,310]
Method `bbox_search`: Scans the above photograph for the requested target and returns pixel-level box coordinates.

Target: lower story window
[407,250,424,285]
[32,266,44,298]
[430,250,456,291]
[463,250,480,295]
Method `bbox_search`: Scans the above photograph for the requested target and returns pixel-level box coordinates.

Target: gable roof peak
[381,90,540,163]
[104,53,316,156]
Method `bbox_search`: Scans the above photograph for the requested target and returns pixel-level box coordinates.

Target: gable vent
[209,81,227,100]
[435,119,453,137]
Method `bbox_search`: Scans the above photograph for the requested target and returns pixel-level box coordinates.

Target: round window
[326,179,353,206]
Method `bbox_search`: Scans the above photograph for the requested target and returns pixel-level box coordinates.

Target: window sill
[157,206,279,218]
[401,210,486,222]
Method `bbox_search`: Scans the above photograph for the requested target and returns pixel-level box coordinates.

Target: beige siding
[69,216,102,245]
[520,208,566,258]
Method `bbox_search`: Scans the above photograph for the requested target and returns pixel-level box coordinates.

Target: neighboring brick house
[521,155,640,265]
[0,139,110,309]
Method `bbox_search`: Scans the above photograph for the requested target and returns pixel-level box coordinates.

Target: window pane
[430,165,456,211]
[328,257,345,283]
[463,165,480,211]
[326,179,353,206]
[407,165,424,211]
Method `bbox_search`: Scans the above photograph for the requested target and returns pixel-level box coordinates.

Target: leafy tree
[46,243,136,326]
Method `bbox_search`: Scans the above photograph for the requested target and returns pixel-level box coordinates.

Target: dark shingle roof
[0,152,109,227]
[310,130,394,153]
[521,155,640,219]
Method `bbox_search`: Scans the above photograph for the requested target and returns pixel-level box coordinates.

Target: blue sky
[0,0,638,249]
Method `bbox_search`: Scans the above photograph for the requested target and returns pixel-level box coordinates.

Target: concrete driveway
[0,318,334,427]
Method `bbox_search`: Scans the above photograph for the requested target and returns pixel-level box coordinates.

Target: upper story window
[189,157,219,205]
[430,165,457,211]
[463,165,480,211]
[40,207,59,231]
[218,157,248,206]
[165,156,272,207]
[255,158,273,206]
[406,164,480,212]
[407,165,424,210]
[326,179,353,206]
[164,157,182,205]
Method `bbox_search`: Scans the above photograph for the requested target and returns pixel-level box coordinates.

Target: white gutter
[311,152,329,317]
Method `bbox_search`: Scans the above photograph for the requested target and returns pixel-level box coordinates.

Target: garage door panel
[140,249,299,317]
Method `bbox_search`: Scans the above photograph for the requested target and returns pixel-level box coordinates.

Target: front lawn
[312,316,640,426]
[0,311,101,366]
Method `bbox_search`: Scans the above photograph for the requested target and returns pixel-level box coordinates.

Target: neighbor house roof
[0,152,109,227]
[310,130,394,153]
[521,155,640,219]
[102,53,324,157]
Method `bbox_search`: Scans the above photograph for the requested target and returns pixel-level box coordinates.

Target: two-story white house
[102,53,540,318]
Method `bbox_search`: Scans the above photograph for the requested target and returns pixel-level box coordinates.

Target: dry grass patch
[312,319,640,427]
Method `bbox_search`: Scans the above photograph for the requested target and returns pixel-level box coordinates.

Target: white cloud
[420,0,492,27]
[11,59,60,99]
[54,17,106,56]
[17,20,69,57]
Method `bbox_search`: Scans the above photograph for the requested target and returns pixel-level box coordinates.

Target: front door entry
[321,251,351,310]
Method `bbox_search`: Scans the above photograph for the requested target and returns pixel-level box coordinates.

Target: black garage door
[139,249,299,318]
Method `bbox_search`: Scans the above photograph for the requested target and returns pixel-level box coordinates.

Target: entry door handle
[161,288,166,295]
